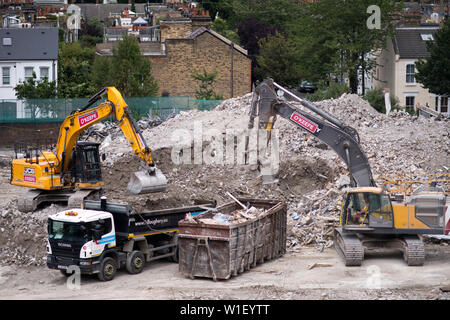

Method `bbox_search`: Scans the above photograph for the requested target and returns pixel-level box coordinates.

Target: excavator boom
[248,79,447,267]
[11,87,167,211]
[248,78,375,187]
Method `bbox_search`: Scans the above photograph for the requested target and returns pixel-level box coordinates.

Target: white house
[372,25,449,117]
[0,28,58,100]
[0,28,58,119]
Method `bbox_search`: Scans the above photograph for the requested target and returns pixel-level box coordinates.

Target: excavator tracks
[402,236,425,266]
[17,189,100,213]
[334,228,364,266]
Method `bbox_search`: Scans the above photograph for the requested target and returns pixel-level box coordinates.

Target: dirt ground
[1,146,450,301]
[0,245,449,300]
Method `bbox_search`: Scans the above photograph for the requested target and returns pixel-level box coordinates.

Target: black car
[297,81,317,93]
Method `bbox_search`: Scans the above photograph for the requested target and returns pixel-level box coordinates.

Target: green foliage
[14,72,58,118]
[57,42,96,98]
[108,34,158,97]
[255,32,302,88]
[58,28,65,42]
[416,20,450,96]
[363,87,399,114]
[191,69,223,100]
[14,72,57,99]
[227,0,304,34]
[80,17,104,47]
[92,56,112,90]
[296,0,403,93]
[211,17,240,44]
[305,81,350,102]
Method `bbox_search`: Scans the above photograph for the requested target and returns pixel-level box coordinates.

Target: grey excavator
[246,79,449,266]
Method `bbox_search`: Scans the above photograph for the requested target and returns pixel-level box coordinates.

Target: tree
[363,87,399,114]
[416,20,450,96]
[92,55,112,91]
[211,17,240,44]
[79,17,104,47]
[255,32,303,87]
[14,72,58,118]
[109,34,158,97]
[14,73,57,99]
[57,42,96,98]
[297,0,403,94]
[191,69,223,100]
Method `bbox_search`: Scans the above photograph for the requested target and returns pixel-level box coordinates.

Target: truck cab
[46,208,116,276]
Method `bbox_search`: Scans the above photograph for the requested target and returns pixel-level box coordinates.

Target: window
[2,67,10,85]
[406,64,415,84]
[40,67,49,80]
[442,97,448,113]
[2,37,12,46]
[405,96,415,110]
[24,67,34,81]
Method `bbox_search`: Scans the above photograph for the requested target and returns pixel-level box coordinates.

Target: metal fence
[0,96,224,124]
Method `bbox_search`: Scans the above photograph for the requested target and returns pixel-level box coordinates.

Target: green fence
[0,97,224,124]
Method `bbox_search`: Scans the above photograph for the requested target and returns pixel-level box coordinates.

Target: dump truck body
[178,198,286,280]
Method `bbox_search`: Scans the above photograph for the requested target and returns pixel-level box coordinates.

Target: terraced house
[372,24,449,117]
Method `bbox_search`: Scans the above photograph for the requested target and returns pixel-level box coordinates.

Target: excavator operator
[354,195,369,224]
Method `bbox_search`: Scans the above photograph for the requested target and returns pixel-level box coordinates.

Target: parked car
[297,81,317,93]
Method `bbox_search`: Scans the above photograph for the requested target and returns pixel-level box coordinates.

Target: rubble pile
[186,206,266,225]
[0,199,64,267]
[0,91,448,266]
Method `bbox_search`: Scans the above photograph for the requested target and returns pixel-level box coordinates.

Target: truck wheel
[168,233,179,263]
[169,245,179,263]
[98,257,117,281]
[126,250,145,274]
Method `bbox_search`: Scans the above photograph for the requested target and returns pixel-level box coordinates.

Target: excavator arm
[247,79,375,187]
[55,86,166,193]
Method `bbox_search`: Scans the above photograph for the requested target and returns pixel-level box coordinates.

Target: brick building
[96,18,252,99]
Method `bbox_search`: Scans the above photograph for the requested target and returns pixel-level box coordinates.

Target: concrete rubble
[0,92,448,266]
[186,206,266,225]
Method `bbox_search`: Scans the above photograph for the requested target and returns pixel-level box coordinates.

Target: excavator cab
[68,142,102,186]
[341,188,394,230]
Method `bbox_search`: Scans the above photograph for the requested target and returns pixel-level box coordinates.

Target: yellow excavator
[10,87,167,212]
[247,79,449,266]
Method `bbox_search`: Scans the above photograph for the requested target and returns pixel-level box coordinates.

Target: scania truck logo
[57,243,72,248]
[79,111,99,127]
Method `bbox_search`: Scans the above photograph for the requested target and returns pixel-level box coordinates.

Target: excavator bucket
[127,168,167,194]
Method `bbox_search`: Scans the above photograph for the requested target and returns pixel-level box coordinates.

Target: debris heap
[0,92,448,266]
[186,206,266,225]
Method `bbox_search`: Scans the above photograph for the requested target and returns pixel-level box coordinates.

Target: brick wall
[160,20,193,42]
[150,32,251,99]
[0,122,60,147]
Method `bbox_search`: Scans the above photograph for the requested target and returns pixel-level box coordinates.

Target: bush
[363,88,399,114]
[306,81,350,102]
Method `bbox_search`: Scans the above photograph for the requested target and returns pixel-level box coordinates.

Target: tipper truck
[46,198,215,281]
